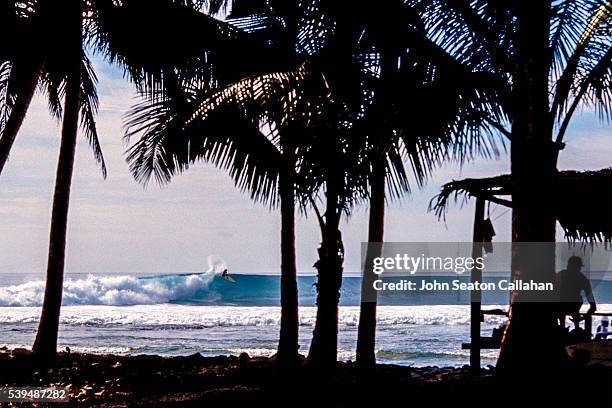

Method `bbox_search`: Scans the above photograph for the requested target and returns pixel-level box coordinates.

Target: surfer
[221,269,236,283]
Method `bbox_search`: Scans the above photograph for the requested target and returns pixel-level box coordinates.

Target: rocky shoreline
[0,347,610,407]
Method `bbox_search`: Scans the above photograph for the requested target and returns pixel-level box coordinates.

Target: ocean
[1,271,610,368]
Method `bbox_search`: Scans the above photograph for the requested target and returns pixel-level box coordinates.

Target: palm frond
[40,62,65,120]
[1,58,46,126]
[550,1,609,76]
[80,55,106,178]
[295,0,335,55]
[385,142,411,199]
[577,44,612,120]
[0,62,12,130]
[124,71,288,205]
[188,64,325,132]
[551,0,611,121]
[412,0,514,74]
[89,0,252,96]
[382,29,508,165]
[124,78,199,185]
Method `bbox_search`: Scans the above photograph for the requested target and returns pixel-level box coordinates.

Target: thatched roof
[430,168,612,243]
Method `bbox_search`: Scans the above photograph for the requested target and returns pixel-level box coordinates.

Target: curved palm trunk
[0,61,43,176]
[276,151,300,369]
[32,68,81,359]
[32,3,82,361]
[356,160,385,370]
[307,176,343,371]
[497,1,565,373]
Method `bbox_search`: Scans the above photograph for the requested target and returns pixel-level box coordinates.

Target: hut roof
[430,168,612,243]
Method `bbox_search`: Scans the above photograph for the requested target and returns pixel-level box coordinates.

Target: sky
[0,56,610,275]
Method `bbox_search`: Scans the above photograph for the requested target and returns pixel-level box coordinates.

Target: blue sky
[0,56,610,275]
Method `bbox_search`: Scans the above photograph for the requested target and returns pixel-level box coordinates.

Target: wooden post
[470,197,485,375]
[585,314,593,339]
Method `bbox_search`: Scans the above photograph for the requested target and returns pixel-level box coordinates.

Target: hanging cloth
[482,218,496,253]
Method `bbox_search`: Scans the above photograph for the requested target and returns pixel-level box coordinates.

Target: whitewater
[0,303,507,367]
[0,273,219,307]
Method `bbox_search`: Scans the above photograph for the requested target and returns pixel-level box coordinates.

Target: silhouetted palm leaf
[414,0,611,144]
[130,104,282,201]
[125,63,334,205]
[0,62,12,129]
[80,55,106,177]
[552,1,611,122]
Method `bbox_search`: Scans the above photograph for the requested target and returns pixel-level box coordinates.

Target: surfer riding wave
[207,255,236,283]
[221,269,236,283]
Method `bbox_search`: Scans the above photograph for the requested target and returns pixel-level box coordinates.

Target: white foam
[0,304,515,327]
[1,343,134,355]
[0,273,214,307]
[206,255,228,274]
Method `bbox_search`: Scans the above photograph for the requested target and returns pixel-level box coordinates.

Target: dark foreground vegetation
[1,348,611,407]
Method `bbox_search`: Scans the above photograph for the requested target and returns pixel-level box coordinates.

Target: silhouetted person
[595,317,610,340]
[557,256,596,330]
[222,269,228,278]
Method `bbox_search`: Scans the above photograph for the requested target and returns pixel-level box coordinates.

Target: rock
[238,352,251,363]
[173,353,205,365]
[11,348,33,357]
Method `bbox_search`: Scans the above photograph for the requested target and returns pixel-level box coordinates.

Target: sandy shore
[1,347,610,407]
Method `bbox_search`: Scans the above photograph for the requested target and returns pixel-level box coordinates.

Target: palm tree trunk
[32,68,81,360]
[355,42,397,371]
[356,160,385,370]
[307,175,343,371]
[0,61,43,176]
[276,149,300,368]
[32,2,82,361]
[497,0,565,373]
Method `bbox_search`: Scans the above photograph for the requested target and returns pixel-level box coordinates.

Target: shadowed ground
[1,347,611,407]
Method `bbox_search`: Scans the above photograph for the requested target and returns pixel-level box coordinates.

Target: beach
[1,347,611,407]
[0,348,494,406]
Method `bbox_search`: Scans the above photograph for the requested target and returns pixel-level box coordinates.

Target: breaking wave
[0,273,217,307]
[1,272,611,307]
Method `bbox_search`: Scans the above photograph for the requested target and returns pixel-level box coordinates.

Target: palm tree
[287,1,504,370]
[415,0,611,371]
[0,0,235,360]
[354,28,505,371]
[300,93,368,371]
[125,2,313,368]
[127,67,350,368]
